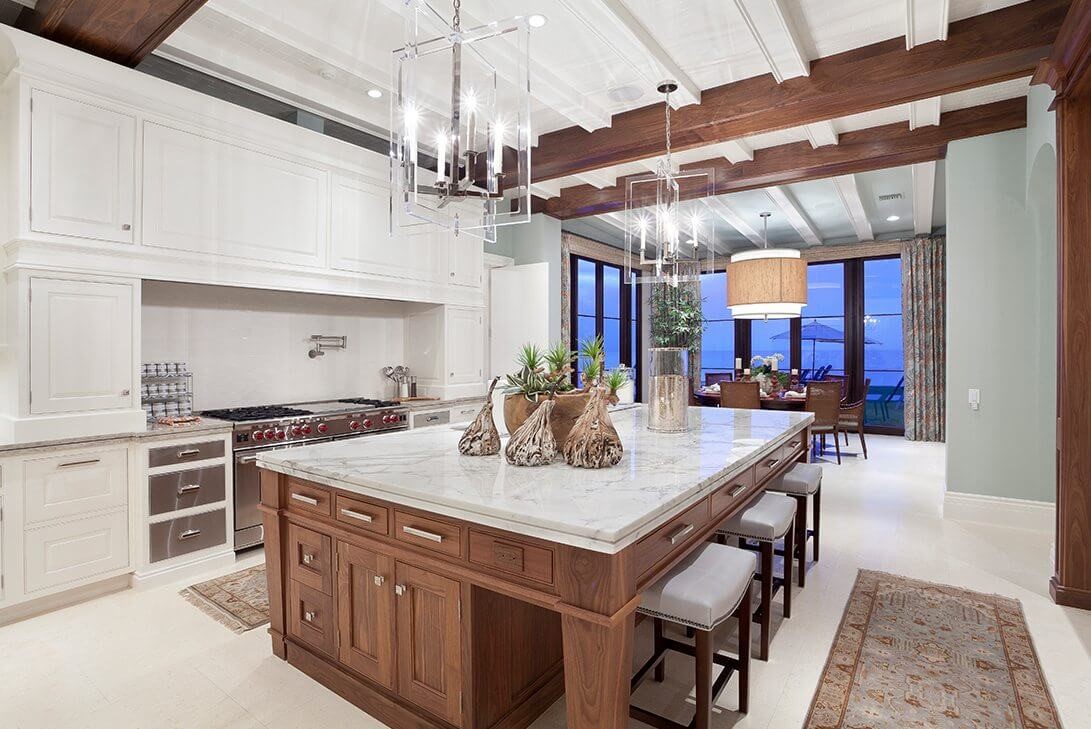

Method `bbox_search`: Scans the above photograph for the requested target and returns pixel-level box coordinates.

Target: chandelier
[726,212,807,320]
[390,0,532,243]
[624,82,717,286]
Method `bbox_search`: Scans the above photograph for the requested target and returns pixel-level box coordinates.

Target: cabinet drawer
[148,508,227,564]
[634,499,711,579]
[394,510,462,558]
[24,447,128,525]
[287,524,333,595]
[288,580,336,657]
[413,410,450,428]
[148,465,225,516]
[469,530,554,585]
[450,404,481,423]
[711,466,757,519]
[754,448,784,484]
[148,439,224,468]
[286,481,332,518]
[24,510,129,592]
[334,493,389,536]
[780,434,806,462]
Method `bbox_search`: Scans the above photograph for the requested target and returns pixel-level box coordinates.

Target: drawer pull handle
[668,523,695,545]
[395,584,406,596]
[763,458,778,467]
[303,610,316,623]
[729,485,747,498]
[373,575,385,587]
[425,415,440,422]
[177,449,201,458]
[179,529,202,541]
[340,508,374,523]
[302,553,315,565]
[57,458,100,469]
[291,493,319,506]
[239,456,259,464]
[177,484,201,495]
[402,525,444,543]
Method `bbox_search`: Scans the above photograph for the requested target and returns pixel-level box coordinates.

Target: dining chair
[705,371,734,387]
[839,378,871,459]
[720,381,761,410]
[821,374,848,402]
[879,376,904,421]
[805,382,842,464]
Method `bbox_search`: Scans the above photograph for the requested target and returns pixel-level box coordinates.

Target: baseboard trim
[943,491,1055,532]
[131,549,238,589]
[0,573,130,627]
[1050,576,1091,610]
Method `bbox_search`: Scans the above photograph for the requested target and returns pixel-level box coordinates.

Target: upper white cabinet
[30,90,135,244]
[142,123,328,268]
[29,278,133,415]
[330,175,444,282]
[448,233,483,287]
[446,306,484,386]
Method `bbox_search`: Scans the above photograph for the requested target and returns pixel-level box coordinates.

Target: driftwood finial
[562,388,623,469]
[505,398,557,466]
[458,377,502,456]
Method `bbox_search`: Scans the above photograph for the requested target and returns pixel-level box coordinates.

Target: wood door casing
[395,561,463,727]
[336,541,396,690]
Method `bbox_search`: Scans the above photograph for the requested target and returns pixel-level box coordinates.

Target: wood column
[1035,1,1091,611]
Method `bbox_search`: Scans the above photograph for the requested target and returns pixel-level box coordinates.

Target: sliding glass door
[863,257,905,431]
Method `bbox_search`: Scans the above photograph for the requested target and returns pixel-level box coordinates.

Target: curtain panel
[902,236,946,441]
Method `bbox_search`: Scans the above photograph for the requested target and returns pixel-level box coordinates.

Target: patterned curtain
[902,236,946,441]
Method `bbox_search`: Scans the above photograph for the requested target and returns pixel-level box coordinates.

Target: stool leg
[813,487,822,563]
[695,628,713,729]
[759,541,773,661]
[783,523,794,620]
[737,587,751,714]
[791,494,807,588]
[653,618,666,682]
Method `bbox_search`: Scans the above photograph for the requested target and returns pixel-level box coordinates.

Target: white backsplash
[142,281,407,410]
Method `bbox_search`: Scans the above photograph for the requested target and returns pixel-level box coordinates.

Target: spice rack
[141,363,194,421]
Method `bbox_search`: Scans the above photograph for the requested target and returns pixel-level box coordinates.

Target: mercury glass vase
[647,347,690,432]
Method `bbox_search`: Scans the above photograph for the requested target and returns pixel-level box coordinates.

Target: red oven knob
[362,419,373,429]
[274,430,286,441]
[253,430,264,441]
[263,429,275,440]
[300,424,312,435]
[316,423,328,434]
[291,426,302,437]
[349,421,360,431]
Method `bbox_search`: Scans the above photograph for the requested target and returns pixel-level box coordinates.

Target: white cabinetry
[23,447,128,524]
[30,90,135,244]
[446,307,484,385]
[142,122,328,268]
[405,304,486,399]
[28,277,134,415]
[448,234,483,287]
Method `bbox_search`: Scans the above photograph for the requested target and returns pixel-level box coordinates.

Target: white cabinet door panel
[30,90,135,243]
[448,234,483,288]
[23,447,128,525]
[330,176,443,281]
[142,123,327,267]
[24,511,129,593]
[29,278,134,415]
[446,307,484,385]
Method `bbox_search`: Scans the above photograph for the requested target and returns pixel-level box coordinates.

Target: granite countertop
[0,417,234,456]
[258,406,814,553]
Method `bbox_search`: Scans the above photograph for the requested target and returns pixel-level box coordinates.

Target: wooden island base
[259,426,808,728]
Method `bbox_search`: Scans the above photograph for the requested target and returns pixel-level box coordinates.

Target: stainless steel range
[201,398,409,550]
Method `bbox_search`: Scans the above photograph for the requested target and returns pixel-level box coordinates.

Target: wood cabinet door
[336,541,396,689]
[30,90,135,244]
[395,561,463,726]
[29,278,134,414]
[445,307,484,386]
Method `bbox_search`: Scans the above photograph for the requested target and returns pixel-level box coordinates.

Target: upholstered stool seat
[768,462,823,588]
[631,543,755,728]
[716,492,798,661]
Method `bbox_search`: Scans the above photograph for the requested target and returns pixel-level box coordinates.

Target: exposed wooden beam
[531,181,564,199]
[906,0,950,50]
[733,0,811,82]
[720,140,755,164]
[909,97,942,129]
[766,186,823,246]
[911,160,937,235]
[832,174,874,242]
[17,0,208,67]
[804,120,840,148]
[534,0,1064,182]
[545,97,1024,218]
[573,170,617,190]
[703,198,765,247]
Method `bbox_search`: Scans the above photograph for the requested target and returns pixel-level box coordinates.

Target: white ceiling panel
[855,167,916,238]
[940,75,1031,112]
[787,179,857,242]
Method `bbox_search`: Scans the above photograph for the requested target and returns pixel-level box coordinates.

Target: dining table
[694,388,809,410]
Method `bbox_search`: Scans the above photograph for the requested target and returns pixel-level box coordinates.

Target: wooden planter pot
[504,392,591,446]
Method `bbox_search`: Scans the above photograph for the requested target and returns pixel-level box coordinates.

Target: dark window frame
[569,254,642,400]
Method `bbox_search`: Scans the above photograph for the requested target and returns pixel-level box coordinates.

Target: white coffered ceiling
[160,0,1036,247]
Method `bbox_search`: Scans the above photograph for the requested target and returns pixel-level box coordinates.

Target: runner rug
[180,564,269,634]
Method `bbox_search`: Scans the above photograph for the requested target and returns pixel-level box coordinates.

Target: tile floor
[2,435,1090,729]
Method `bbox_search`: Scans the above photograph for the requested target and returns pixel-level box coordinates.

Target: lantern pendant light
[726,212,807,320]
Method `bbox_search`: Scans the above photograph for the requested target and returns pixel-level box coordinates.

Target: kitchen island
[257,405,812,729]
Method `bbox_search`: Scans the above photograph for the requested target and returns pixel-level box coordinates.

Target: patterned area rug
[805,570,1062,728]
[180,564,269,634]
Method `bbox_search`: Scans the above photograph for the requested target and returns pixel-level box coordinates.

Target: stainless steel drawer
[148,465,226,516]
[148,508,227,563]
[413,410,450,428]
[148,439,225,468]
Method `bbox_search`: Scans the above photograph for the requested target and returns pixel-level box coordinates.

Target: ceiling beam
[909,97,942,129]
[832,175,874,242]
[906,0,950,50]
[766,186,823,246]
[733,0,810,82]
[17,0,208,67]
[703,198,765,247]
[911,160,937,236]
[804,120,840,148]
[533,0,1064,182]
[544,97,1024,218]
[573,170,617,190]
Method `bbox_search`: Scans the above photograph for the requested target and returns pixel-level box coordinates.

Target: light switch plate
[968,388,980,411]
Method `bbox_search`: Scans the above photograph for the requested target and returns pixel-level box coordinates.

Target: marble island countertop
[258,405,813,553]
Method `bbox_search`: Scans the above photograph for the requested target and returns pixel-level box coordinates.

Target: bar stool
[767,462,822,587]
[632,542,755,729]
[716,493,796,661]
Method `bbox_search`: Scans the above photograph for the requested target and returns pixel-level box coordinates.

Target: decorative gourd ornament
[458,377,502,456]
[562,387,623,468]
[505,398,557,466]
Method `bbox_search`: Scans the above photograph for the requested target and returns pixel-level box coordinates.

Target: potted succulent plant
[502,342,590,444]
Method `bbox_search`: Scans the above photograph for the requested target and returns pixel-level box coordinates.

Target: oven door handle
[239,455,259,464]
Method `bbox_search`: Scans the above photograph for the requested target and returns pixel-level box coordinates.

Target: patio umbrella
[772,320,879,371]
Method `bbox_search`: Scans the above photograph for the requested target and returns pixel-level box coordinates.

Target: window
[699,272,735,383]
[863,257,904,430]
[750,319,796,371]
[800,263,845,379]
[569,256,640,396]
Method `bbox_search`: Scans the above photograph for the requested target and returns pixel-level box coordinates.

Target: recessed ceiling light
[367,88,383,99]
[607,85,644,103]
[886,215,900,222]
[527,14,548,27]
[318,68,337,80]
